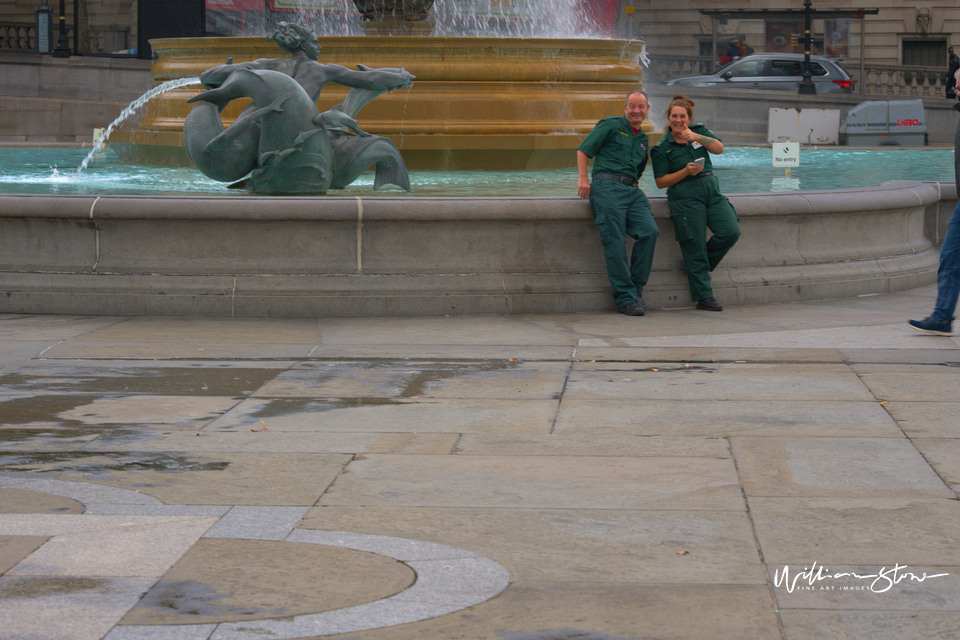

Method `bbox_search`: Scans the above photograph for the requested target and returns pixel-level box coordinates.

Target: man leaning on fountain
[577,91,658,316]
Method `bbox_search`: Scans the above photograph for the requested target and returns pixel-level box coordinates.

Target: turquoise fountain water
[3,146,952,197]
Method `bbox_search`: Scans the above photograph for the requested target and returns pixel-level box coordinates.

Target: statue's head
[268,22,321,60]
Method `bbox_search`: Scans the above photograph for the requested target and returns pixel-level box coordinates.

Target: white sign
[773,142,800,167]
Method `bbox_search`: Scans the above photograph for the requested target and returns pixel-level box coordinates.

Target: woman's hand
[684,161,703,176]
[678,127,699,143]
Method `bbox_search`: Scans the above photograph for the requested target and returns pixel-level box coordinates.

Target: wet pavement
[1,285,959,640]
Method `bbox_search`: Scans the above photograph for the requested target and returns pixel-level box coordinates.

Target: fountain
[0,1,955,318]
[106,0,649,170]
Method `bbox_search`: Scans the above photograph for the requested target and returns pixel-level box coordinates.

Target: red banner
[206,0,265,12]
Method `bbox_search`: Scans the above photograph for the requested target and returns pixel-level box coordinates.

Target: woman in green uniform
[651,94,740,311]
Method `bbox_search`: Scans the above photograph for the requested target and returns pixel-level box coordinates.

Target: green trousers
[667,175,740,300]
[589,178,659,308]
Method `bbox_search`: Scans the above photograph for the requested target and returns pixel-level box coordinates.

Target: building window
[902,39,946,66]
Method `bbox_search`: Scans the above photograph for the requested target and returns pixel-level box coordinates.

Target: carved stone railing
[840,63,951,98]
[0,22,36,51]
[0,22,127,54]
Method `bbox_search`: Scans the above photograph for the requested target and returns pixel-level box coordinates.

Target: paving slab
[911,438,960,494]
[858,372,960,401]
[317,316,579,346]
[0,452,351,506]
[883,401,960,438]
[318,454,743,511]
[119,538,415,625]
[315,583,783,640]
[305,345,576,360]
[0,535,48,573]
[66,317,321,345]
[303,506,765,585]
[0,576,157,640]
[0,362,286,397]
[41,341,320,359]
[0,514,216,577]
[564,364,875,401]
[578,324,960,350]
[749,497,960,566]
[0,341,59,369]
[772,564,960,610]
[779,610,960,640]
[0,315,126,342]
[208,396,560,434]
[731,437,954,498]
[0,488,83,514]
[554,399,901,437]
[574,346,843,363]
[83,429,460,455]
[253,361,569,399]
[453,434,730,458]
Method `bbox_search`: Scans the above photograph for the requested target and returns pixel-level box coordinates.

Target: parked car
[664,53,855,93]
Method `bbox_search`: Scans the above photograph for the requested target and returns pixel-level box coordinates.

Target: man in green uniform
[576,91,658,316]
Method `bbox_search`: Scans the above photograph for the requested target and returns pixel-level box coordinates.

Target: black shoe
[908,317,953,336]
[618,299,645,316]
[696,297,723,311]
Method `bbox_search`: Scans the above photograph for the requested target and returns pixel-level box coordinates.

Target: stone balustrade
[0,22,37,51]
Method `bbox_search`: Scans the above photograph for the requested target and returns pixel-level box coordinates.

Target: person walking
[908,101,960,336]
[947,47,959,99]
[651,94,740,312]
[577,91,659,316]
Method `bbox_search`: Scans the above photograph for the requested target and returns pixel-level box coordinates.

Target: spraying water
[77,76,201,174]
[209,0,603,39]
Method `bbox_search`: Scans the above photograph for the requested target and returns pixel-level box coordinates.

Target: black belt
[594,173,637,187]
[686,171,714,179]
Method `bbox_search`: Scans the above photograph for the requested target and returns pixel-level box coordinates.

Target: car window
[808,62,829,77]
[725,59,766,78]
[769,60,802,76]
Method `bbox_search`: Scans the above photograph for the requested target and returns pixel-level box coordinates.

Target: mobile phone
[693,157,706,168]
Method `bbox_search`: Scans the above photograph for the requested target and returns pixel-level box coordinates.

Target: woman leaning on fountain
[651,94,740,312]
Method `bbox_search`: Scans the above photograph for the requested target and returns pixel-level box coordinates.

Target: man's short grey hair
[625,90,649,105]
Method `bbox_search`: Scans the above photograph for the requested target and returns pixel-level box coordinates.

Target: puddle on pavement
[285,359,522,397]
[0,366,282,396]
[500,631,655,640]
[0,577,111,598]
[242,397,409,420]
[0,452,230,475]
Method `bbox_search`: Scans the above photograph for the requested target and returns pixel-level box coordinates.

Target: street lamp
[52,0,71,58]
[798,0,816,94]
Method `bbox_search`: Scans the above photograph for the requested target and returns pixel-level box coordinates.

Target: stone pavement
[0,284,958,640]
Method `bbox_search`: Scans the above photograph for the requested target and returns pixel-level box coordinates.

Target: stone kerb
[0,183,948,317]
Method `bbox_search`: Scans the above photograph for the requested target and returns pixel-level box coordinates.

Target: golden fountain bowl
[109,36,649,171]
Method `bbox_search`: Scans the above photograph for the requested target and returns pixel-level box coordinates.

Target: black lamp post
[52,0,71,58]
[798,0,816,94]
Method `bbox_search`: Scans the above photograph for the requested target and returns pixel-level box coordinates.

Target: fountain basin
[106,36,649,171]
[0,182,953,317]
